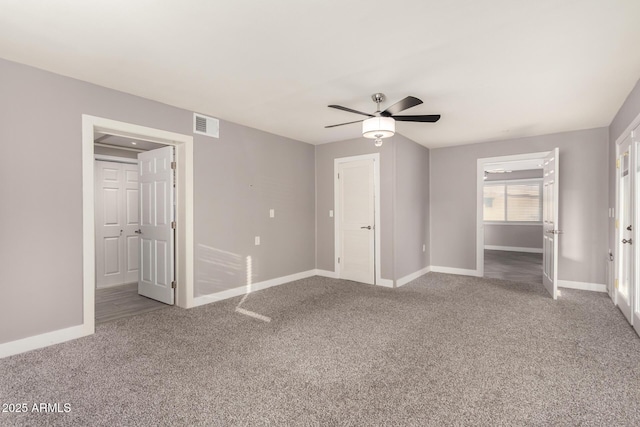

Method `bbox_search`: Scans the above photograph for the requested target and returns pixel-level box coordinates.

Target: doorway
[93,134,174,322]
[82,115,194,337]
[477,150,558,297]
[334,154,382,285]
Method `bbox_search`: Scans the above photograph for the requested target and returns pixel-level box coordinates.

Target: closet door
[95,161,140,288]
[95,161,125,288]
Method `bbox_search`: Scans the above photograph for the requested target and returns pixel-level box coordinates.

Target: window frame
[483,178,543,225]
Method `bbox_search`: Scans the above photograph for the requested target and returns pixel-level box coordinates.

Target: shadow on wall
[195,244,244,296]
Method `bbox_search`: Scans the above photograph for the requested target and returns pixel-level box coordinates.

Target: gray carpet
[1,273,640,426]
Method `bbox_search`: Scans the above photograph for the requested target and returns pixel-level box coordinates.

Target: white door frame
[476,151,550,277]
[82,115,195,337]
[334,153,384,286]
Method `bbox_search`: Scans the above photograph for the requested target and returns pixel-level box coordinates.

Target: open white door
[617,135,633,323]
[138,146,175,305]
[542,148,560,299]
[337,158,375,285]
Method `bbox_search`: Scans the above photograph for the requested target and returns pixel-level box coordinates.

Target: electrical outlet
[255,236,260,246]
[269,209,275,218]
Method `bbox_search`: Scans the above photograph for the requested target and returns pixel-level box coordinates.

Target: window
[483,180,542,222]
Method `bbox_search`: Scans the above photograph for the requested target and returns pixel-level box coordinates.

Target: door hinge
[171,161,177,170]
[615,219,619,229]
[338,257,340,264]
[615,278,619,289]
[171,281,177,289]
[171,221,176,229]
[616,158,620,169]
[337,173,340,179]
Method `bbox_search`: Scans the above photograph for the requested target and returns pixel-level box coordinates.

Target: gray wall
[484,224,543,249]
[394,137,430,279]
[314,134,430,282]
[430,127,609,284]
[94,145,138,159]
[485,169,543,181]
[0,58,315,344]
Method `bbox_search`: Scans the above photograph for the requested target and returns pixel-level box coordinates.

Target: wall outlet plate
[270,209,275,218]
[255,236,260,245]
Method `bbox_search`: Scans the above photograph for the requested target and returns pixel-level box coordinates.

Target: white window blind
[483,180,542,222]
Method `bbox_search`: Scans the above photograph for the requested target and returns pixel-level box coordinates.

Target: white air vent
[193,113,219,138]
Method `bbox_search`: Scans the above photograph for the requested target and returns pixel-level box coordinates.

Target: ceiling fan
[325,93,441,146]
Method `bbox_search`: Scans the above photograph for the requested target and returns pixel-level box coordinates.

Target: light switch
[255,236,260,246]
[329,210,334,218]
[270,209,275,218]
[423,244,426,252]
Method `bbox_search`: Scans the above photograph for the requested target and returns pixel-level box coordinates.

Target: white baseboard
[429,266,482,277]
[191,269,317,308]
[558,280,607,293]
[0,324,93,360]
[484,245,543,254]
[314,269,339,279]
[396,266,431,287]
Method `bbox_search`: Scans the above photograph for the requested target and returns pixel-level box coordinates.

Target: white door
[95,161,140,288]
[138,146,175,305]
[542,148,560,299]
[617,134,633,323]
[337,158,375,285]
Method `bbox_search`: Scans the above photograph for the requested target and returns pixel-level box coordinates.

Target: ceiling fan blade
[381,96,423,116]
[328,105,374,117]
[392,114,441,123]
[325,119,365,128]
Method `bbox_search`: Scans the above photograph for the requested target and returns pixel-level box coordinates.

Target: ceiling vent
[193,113,219,138]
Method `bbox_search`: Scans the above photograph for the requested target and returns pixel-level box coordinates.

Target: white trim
[396,266,431,287]
[430,266,482,277]
[613,107,640,148]
[334,153,383,287]
[558,280,607,293]
[477,151,551,279]
[0,325,91,359]
[314,269,339,279]
[484,245,543,254]
[192,270,316,308]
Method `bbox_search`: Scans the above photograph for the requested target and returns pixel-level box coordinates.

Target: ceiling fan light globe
[362,117,395,139]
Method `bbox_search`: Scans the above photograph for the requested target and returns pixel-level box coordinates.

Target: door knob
[627,225,633,231]
[623,238,633,245]
[135,229,142,235]
[360,226,372,230]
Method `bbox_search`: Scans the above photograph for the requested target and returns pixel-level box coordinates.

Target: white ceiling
[2,0,640,148]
